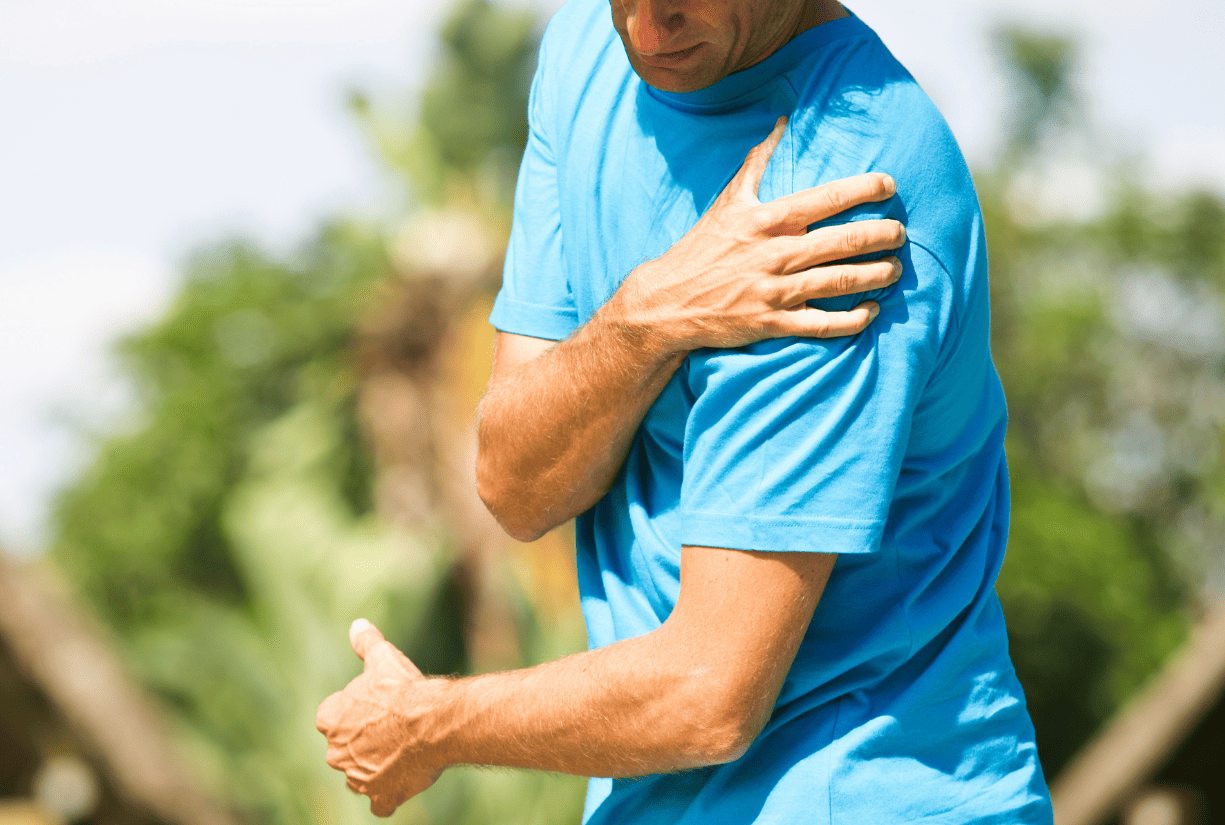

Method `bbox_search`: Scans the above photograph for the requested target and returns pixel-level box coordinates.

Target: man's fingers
[350,618,386,662]
[772,219,906,272]
[316,692,341,734]
[763,173,897,233]
[325,746,347,770]
[771,301,880,339]
[727,116,788,203]
[370,797,398,818]
[771,258,901,306]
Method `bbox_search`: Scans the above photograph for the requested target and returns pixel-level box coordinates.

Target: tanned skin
[613,0,847,93]
[317,1,907,816]
[476,119,903,542]
[321,546,836,815]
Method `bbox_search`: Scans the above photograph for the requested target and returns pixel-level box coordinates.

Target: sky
[1,0,1222,552]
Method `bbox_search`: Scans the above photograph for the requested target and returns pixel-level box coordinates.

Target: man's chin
[629,59,723,94]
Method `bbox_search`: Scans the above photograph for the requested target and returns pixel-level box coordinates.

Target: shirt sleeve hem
[489,295,579,342]
[680,510,884,554]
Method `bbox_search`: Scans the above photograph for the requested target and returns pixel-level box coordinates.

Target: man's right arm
[476,326,682,541]
[476,119,906,541]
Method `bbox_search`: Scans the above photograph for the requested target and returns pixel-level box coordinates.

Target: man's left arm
[316,544,836,816]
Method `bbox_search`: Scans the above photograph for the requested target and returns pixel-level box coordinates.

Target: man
[316,0,1055,822]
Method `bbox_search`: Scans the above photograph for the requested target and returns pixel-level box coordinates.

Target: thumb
[731,115,787,203]
[350,618,386,662]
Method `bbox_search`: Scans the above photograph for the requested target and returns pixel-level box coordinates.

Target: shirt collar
[644,13,868,113]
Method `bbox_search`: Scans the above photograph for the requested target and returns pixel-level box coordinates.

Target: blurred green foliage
[53,2,586,824]
[46,1,1225,822]
[983,29,1225,774]
[350,0,536,214]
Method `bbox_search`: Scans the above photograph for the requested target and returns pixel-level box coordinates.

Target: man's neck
[742,0,848,74]
[799,0,850,35]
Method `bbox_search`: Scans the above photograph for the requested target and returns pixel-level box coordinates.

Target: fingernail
[350,618,374,637]
[881,174,896,194]
[868,302,880,320]
[891,258,903,278]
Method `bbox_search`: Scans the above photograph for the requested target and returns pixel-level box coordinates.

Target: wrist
[398,676,454,772]
[600,262,687,362]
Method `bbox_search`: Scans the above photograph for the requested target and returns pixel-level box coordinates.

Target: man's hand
[608,115,905,353]
[315,620,440,817]
[313,547,836,788]
[477,116,905,541]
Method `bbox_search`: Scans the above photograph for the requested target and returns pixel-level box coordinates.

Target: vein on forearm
[476,312,686,536]
[421,624,718,778]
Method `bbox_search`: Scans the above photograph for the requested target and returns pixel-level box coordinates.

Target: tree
[47,5,1223,820]
[985,29,1224,776]
[52,2,586,824]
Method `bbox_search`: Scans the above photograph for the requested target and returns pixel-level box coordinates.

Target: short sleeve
[678,244,954,554]
[489,35,580,341]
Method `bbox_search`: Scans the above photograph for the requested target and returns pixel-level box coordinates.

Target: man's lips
[637,42,703,68]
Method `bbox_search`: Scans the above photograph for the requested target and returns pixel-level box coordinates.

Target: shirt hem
[680,510,884,554]
[489,296,579,341]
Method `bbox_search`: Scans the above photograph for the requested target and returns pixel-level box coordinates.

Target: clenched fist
[316,619,442,817]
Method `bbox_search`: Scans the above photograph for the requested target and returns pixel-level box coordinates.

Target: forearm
[413,621,744,777]
[317,548,835,811]
[476,142,903,541]
[476,289,686,541]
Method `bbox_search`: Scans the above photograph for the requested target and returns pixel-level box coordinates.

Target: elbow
[692,713,761,766]
[676,676,770,766]
[693,726,754,767]
[496,515,550,544]
[475,449,550,543]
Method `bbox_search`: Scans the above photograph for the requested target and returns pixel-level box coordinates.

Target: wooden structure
[1051,602,1225,825]
[0,551,239,825]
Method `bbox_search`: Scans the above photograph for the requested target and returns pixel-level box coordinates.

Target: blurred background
[1,1,1223,824]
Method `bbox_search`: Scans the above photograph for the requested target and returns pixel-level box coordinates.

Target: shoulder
[533,0,627,134]
[784,29,978,241]
[537,0,621,90]
[776,26,984,336]
[538,0,607,52]
[784,25,963,173]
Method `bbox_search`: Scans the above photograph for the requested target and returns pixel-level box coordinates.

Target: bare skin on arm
[476,117,905,541]
[316,0,1044,814]
[318,118,901,817]
[315,546,837,816]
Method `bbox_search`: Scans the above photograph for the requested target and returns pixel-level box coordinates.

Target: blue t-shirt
[490,2,1054,823]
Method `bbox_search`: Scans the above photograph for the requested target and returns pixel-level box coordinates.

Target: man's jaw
[636,42,705,69]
